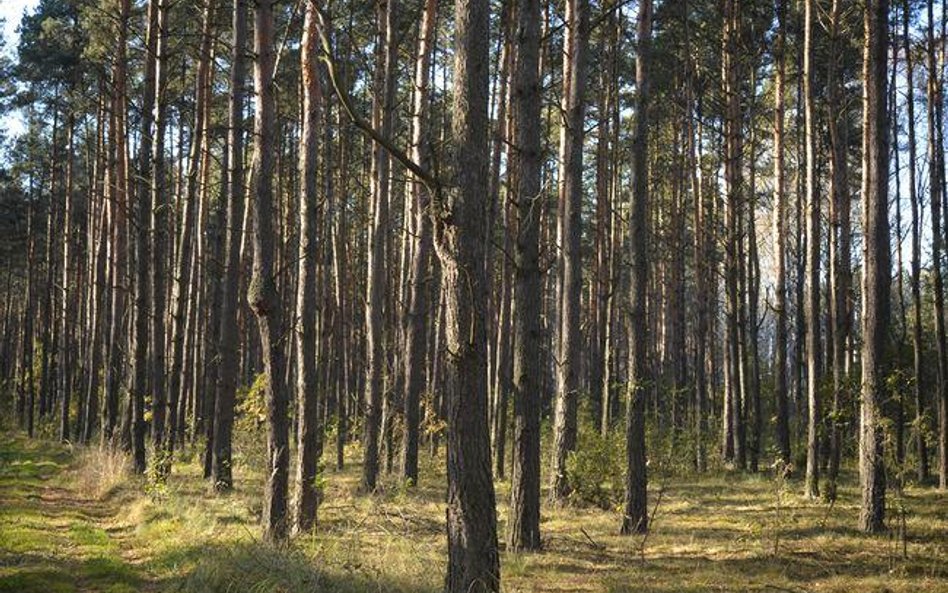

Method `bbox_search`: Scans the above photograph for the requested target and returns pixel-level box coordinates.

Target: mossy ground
[0,433,944,592]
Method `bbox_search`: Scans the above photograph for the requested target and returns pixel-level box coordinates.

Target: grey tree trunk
[803,0,821,499]
[212,0,247,491]
[509,0,542,553]
[293,0,323,533]
[772,0,791,467]
[249,0,290,542]
[859,0,889,533]
[441,0,500,589]
[551,0,589,503]
[361,0,397,493]
[621,0,651,536]
[402,0,437,486]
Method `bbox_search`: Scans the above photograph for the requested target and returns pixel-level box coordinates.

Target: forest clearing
[1,433,946,593]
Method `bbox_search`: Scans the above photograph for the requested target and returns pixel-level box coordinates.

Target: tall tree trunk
[151,0,170,456]
[859,0,889,533]
[621,0,651,536]
[772,0,791,467]
[803,0,821,499]
[930,0,948,491]
[361,0,397,493]
[826,0,850,500]
[249,0,290,542]
[551,0,589,503]
[293,0,322,533]
[906,0,929,484]
[402,0,437,486]
[130,0,161,475]
[722,0,744,468]
[441,0,500,589]
[60,115,76,443]
[509,0,542,552]
[212,0,247,491]
[103,0,130,446]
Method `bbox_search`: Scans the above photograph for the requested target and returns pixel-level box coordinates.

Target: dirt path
[0,436,160,593]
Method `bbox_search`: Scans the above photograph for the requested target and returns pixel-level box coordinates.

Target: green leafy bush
[565,424,625,509]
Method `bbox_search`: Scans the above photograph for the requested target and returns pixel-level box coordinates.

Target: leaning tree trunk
[859,0,889,533]
[249,0,290,542]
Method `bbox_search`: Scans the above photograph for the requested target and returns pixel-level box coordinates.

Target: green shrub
[565,424,625,509]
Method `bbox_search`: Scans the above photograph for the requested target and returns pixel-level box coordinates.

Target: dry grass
[0,433,946,593]
[71,444,131,500]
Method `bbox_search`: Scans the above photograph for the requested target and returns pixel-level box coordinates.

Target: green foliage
[565,424,625,509]
[233,373,269,470]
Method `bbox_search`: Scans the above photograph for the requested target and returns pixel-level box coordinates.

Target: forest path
[0,434,161,593]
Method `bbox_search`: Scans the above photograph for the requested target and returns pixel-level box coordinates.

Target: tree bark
[621,0,651,536]
[249,0,290,542]
[551,0,589,503]
[803,0,821,499]
[441,0,500,589]
[293,0,322,533]
[509,0,542,552]
[859,0,889,533]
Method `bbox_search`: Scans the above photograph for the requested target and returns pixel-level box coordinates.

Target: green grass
[0,432,945,592]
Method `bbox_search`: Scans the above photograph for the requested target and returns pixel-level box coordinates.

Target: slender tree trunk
[906,0,929,484]
[130,0,161,475]
[621,0,651,536]
[249,0,290,542]
[859,0,889,532]
[826,0,850,500]
[293,0,322,533]
[60,115,76,443]
[212,0,247,490]
[151,0,170,455]
[550,0,589,503]
[772,0,791,466]
[803,0,821,499]
[931,0,948,491]
[402,0,437,486]
[509,0,542,552]
[361,0,397,493]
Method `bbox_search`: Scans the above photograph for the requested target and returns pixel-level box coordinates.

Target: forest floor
[0,433,945,593]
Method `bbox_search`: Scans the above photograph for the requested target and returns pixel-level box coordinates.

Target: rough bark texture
[293,0,322,533]
[402,0,437,486]
[212,0,247,492]
[249,0,290,542]
[859,0,888,534]
[622,0,650,536]
[441,0,500,589]
[550,0,589,503]
[509,0,542,553]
